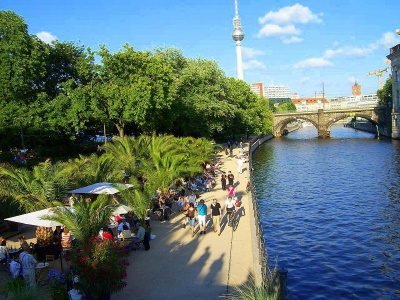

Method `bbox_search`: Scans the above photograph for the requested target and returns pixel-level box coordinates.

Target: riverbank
[112,144,262,299]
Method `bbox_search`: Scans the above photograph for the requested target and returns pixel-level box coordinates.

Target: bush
[70,238,128,299]
[2,278,49,300]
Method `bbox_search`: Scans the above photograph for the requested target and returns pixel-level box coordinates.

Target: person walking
[210,199,222,235]
[227,171,234,186]
[221,174,227,190]
[186,203,197,237]
[227,185,235,198]
[197,199,208,235]
[225,197,236,227]
[237,157,244,174]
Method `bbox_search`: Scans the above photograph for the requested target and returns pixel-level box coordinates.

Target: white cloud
[242,47,265,60]
[324,46,374,58]
[243,59,266,71]
[259,3,322,25]
[257,24,301,38]
[36,31,57,44]
[376,32,400,49]
[294,57,333,69]
[281,36,303,44]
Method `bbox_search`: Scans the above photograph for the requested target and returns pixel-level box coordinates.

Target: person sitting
[114,214,123,224]
[0,238,8,264]
[118,224,132,240]
[18,235,26,248]
[131,223,145,249]
[61,228,72,251]
[117,219,130,234]
[102,227,114,241]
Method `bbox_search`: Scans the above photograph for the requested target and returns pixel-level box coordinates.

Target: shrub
[70,237,127,298]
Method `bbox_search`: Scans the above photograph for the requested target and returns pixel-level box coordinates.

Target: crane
[367,67,388,90]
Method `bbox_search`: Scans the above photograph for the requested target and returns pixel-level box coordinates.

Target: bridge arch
[274,116,318,136]
[325,113,378,130]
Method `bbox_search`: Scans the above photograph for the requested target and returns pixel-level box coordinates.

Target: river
[252,125,400,299]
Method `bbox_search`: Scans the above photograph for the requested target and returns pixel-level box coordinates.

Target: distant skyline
[2,0,400,97]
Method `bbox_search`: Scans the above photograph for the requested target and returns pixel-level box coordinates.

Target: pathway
[112,145,261,300]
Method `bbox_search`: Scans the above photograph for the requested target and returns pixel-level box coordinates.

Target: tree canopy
[0,10,273,146]
[377,78,392,106]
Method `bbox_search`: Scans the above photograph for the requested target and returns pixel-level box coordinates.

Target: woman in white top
[19,243,37,287]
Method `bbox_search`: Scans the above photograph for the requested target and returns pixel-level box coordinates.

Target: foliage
[0,10,274,143]
[275,101,297,113]
[58,153,119,187]
[0,160,71,212]
[70,238,127,298]
[2,277,49,300]
[227,272,280,300]
[377,77,392,106]
[120,189,151,223]
[43,195,117,246]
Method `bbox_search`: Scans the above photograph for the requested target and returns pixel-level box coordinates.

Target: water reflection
[252,125,400,299]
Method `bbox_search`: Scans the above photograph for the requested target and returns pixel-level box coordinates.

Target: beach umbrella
[5,207,65,227]
[68,182,133,195]
[113,204,132,215]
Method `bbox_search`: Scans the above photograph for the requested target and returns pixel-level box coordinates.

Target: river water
[252,125,400,299]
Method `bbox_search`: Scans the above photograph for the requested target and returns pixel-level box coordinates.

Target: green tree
[377,77,392,106]
[276,101,297,113]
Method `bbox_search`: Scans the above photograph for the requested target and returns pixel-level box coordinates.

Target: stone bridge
[273,107,390,138]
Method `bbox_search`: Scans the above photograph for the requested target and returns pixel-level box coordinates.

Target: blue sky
[2,0,400,97]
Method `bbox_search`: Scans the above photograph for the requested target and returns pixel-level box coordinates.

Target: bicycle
[227,208,236,228]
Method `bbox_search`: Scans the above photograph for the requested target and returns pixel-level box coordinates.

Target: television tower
[232,0,244,80]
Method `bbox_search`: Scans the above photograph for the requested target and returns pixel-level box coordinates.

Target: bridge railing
[275,105,384,115]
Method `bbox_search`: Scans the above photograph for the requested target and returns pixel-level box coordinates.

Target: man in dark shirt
[210,199,222,235]
[227,171,234,186]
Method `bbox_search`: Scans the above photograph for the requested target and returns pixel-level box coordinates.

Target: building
[264,85,290,99]
[250,82,264,97]
[387,43,400,139]
[352,82,362,96]
[292,97,328,112]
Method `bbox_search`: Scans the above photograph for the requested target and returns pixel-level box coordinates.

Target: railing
[248,135,287,299]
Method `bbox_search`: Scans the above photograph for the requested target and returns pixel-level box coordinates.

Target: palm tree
[0,160,70,212]
[120,189,151,224]
[101,136,144,181]
[59,154,119,188]
[43,195,116,246]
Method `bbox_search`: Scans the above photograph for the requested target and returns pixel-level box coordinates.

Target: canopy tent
[68,182,133,195]
[113,204,132,216]
[5,207,66,227]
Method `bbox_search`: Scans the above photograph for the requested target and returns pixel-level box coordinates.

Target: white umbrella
[68,182,133,195]
[5,208,64,227]
[113,204,132,215]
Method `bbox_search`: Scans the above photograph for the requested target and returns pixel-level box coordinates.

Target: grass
[226,267,281,300]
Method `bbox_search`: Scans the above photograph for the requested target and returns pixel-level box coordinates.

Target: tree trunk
[116,123,125,137]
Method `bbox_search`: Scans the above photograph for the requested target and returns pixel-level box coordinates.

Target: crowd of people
[179,145,246,237]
